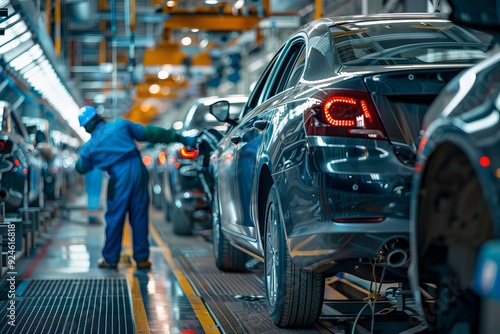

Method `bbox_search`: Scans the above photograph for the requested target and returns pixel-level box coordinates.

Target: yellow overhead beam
[55,0,61,56]
[191,52,212,67]
[163,4,265,16]
[142,45,186,66]
[163,14,261,31]
[99,0,107,63]
[315,0,323,19]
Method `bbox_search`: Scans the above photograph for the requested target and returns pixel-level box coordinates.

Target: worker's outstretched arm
[142,125,196,148]
[75,158,90,174]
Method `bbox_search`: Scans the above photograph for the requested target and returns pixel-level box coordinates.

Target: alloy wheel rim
[213,193,220,259]
[266,202,278,307]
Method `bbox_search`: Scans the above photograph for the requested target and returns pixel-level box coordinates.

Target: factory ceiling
[41,0,314,124]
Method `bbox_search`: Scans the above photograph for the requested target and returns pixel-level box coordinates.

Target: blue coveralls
[78,119,150,264]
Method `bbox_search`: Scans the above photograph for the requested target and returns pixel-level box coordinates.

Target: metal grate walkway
[0,278,135,334]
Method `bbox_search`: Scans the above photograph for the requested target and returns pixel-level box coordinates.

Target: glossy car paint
[213,14,494,271]
[408,48,500,332]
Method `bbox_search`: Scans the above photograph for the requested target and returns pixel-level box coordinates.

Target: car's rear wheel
[164,198,172,222]
[264,184,324,328]
[152,189,163,210]
[417,145,494,333]
[172,205,192,235]
[212,186,247,271]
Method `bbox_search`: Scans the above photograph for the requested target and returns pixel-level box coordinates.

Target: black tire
[152,190,162,210]
[417,149,493,333]
[264,184,324,328]
[212,186,248,271]
[164,199,172,222]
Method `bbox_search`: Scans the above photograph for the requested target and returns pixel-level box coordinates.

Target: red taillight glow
[23,168,28,174]
[179,146,198,160]
[14,159,20,167]
[323,97,357,127]
[0,140,13,153]
[158,151,167,165]
[305,91,387,139]
[142,155,153,166]
[479,156,490,167]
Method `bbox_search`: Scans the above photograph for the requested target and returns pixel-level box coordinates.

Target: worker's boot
[98,258,117,269]
[136,260,152,269]
[89,216,103,225]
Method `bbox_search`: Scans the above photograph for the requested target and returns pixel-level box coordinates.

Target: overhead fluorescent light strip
[0,30,31,54]
[0,5,89,141]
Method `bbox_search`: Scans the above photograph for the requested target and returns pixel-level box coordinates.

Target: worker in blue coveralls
[75,106,196,269]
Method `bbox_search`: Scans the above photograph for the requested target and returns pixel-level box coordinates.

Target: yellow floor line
[150,224,220,333]
[123,223,150,334]
[127,275,151,334]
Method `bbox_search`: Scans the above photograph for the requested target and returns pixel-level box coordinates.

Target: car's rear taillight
[157,151,167,165]
[142,155,153,167]
[0,139,13,153]
[179,146,199,160]
[305,91,387,139]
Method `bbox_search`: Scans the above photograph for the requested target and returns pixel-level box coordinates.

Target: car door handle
[230,136,241,144]
[253,120,268,131]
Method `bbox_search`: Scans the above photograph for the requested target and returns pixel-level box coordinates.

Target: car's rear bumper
[278,136,412,269]
[287,216,409,269]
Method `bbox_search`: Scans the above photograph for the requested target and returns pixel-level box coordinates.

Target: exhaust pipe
[386,248,409,268]
[379,238,410,268]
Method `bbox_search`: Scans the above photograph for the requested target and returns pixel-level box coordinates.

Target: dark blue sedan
[408,0,500,332]
[209,13,496,328]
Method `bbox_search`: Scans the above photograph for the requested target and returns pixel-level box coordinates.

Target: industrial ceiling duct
[67,0,98,28]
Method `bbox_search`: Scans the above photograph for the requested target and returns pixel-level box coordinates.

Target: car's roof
[196,94,248,106]
[305,12,449,30]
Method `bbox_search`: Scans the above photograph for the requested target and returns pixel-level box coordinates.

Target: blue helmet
[78,106,98,126]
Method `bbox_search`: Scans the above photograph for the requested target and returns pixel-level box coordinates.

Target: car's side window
[284,45,307,90]
[268,40,306,96]
[240,50,281,118]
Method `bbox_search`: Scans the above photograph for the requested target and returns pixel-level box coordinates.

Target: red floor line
[21,237,52,279]
[21,220,63,279]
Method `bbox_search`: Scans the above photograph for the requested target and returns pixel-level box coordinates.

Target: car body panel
[213,13,496,274]
[408,50,500,295]
[406,38,500,331]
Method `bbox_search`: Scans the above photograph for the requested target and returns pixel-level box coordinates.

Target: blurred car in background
[140,142,168,211]
[208,13,496,328]
[0,101,45,213]
[408,1,500,333]
[23,117,63,201]
[195,96,249,228]
[164,94,247,235]
[50,130,80,198]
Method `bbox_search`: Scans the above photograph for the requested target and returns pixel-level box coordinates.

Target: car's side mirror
[210,100,230,122]
[210,100,238,126]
